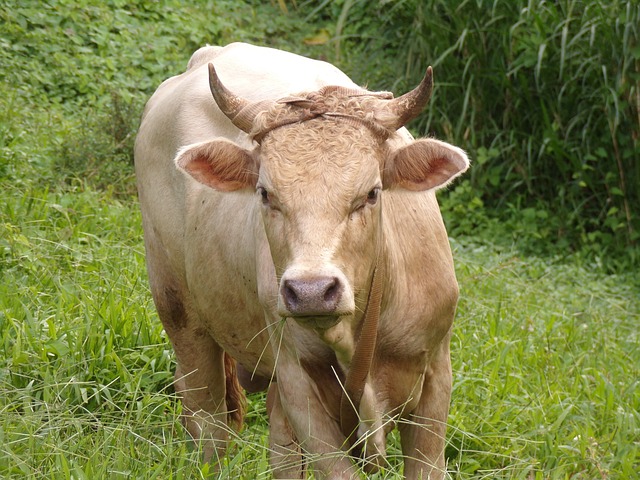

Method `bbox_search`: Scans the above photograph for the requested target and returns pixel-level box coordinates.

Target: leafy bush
[4,0,636,264]
[0,0,330,194]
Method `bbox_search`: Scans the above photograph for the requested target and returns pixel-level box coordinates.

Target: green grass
[2,185,637,478]
[1,0,638,478]
[447,240,639,478]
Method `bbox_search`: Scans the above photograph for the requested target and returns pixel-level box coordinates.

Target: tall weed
[310,0,639,262]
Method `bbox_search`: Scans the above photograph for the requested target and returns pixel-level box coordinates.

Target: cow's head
[176,64,469,332]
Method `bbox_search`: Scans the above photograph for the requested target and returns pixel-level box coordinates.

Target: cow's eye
[366,188,380,205]
[351,187,381,215]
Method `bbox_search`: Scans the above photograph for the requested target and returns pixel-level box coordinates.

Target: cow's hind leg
[155,283,245,464]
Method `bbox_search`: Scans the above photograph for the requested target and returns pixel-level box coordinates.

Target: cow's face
[175,64,469,331]
[255,120,385,328]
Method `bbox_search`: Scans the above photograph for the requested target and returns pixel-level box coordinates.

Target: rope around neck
[339,220,385,454]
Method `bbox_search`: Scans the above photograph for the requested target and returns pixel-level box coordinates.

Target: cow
[134,42,469,479]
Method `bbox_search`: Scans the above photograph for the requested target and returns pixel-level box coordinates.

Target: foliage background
[1,0,638,478]
[323,0,639,264]
[3,0,637,264]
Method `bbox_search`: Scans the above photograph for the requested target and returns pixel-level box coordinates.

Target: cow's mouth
[289,314,342,330]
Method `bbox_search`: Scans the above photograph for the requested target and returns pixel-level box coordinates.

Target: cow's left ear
[175,139,258,192]
[383,138,469,191]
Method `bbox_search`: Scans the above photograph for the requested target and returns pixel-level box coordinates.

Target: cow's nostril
[324,278,340,303]
[283,280,300,309]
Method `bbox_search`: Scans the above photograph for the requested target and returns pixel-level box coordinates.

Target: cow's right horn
[208,63,270,134]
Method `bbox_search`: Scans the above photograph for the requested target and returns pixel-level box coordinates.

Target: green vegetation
[320,0,639,264]
[1,1,637,478]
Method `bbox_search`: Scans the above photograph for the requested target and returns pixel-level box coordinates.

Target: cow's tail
[224,352,246,430]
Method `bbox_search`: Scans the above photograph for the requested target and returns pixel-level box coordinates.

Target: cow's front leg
[267,382,305,479]
[399,336,452,480]
[275,357,358,480]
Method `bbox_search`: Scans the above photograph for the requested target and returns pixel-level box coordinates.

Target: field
[1,1,638,478]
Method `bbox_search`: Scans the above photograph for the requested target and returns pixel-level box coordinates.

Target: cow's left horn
[387,66,433,129]
[208,63,260,134]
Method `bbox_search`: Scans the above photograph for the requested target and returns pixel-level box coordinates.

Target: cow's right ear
[175,139,258,192]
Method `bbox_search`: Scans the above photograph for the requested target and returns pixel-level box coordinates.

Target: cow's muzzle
[281,275,344,316]
[277,265,355,327]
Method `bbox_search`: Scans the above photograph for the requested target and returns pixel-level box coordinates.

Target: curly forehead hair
[250,87,401,143]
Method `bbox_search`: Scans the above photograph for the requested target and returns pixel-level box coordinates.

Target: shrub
[306,0,639,260]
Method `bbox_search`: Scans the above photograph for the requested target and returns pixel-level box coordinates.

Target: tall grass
[2,188,637,477]
[447,239,639,478]
[319,0,639,260]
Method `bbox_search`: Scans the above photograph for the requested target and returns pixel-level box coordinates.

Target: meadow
[1,1,638,478]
